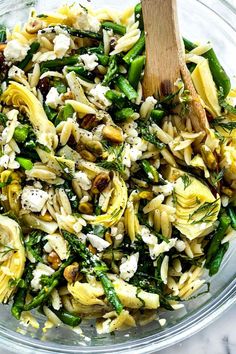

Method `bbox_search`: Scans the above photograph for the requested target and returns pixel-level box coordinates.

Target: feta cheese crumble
[31,263,55,291]
[45,87,61,109]
[53,34,70,58]
[87,234,110,252]
[119,252,139,281]
[74,171,92,191]
[21,186,49,212]
[89,84,112,108]
[80,53,98,71]
[4,39,30,62]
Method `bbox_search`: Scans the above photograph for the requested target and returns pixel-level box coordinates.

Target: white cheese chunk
[21,186,49,212]
[31,263,54,291]
[89,84,112,108]
[119,252,139,281]
[87,233,110,252]
[4,39,30,62]
[45,87,61,109]
[80,53,98,71]
[74,171,91,191]
[53,34,70,58]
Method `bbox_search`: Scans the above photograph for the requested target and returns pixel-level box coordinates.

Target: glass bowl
[0,0,236,353]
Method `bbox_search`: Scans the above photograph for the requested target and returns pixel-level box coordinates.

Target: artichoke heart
[0,170,22,216]
[166,167,221,240]
[90,172,128,228]
[1,82,58,149]
[0,215,26,303]
[192,58,221,117]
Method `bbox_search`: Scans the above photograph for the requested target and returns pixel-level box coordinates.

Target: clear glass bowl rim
[0,1,235,353]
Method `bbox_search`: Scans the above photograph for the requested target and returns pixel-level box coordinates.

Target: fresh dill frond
[210,117,236,133]
[0,243,16,257]
[139,123,165,150]
[98,144,125,173]
[180,174,192,190]
[209,169,225,186]
[189,199,220,224]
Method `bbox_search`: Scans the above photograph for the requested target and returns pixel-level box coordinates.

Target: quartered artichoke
[1,82,58,149]
[0,215,25,303]
[192,58,221,117]
[165,167,221,240]
[90,172,128,228]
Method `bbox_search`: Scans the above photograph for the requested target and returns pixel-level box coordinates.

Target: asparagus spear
[227,206,236,230]
[23,257,75,311]
[205,214,230,267]
[18,42,40,70]
[115,75,138,101]
[102,55,119,86]
[11,264,34,319]
[209,242,229,276]
[102,21,126,35]
[50,308,81,327]
[123,32,145,65]
[62,230,123,314]
[128,55,145,89]
[105,90,127,109]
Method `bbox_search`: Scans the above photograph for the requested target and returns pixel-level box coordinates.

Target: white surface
[0,306,235,353]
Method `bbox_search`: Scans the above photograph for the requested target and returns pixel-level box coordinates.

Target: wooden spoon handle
[142,0,182,98]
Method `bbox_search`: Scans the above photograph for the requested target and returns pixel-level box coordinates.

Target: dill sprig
[210,117,236,133]
[0,243,16,257]
[98,144,125,173]
[189,199,220,224]
[180,174,192,190]
[209,169,224,187]
[139,123,165,150]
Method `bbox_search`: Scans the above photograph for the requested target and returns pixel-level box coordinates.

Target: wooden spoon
[142,0,209,131]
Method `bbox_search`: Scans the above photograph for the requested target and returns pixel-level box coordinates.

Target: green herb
[57,160,74,180]
[209,169,224,186]
[25,230,45,262]
[44,104,57,122]
[139,123,165,150]
[0,176,12,188]
[54,103,74,126]
[180,174,192,190]
[98,144,125,173]
[189,199,220,224]
[210,117,236,133]
[0,113,8,127]
[0,243,16,257]
[36,142,51,153]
